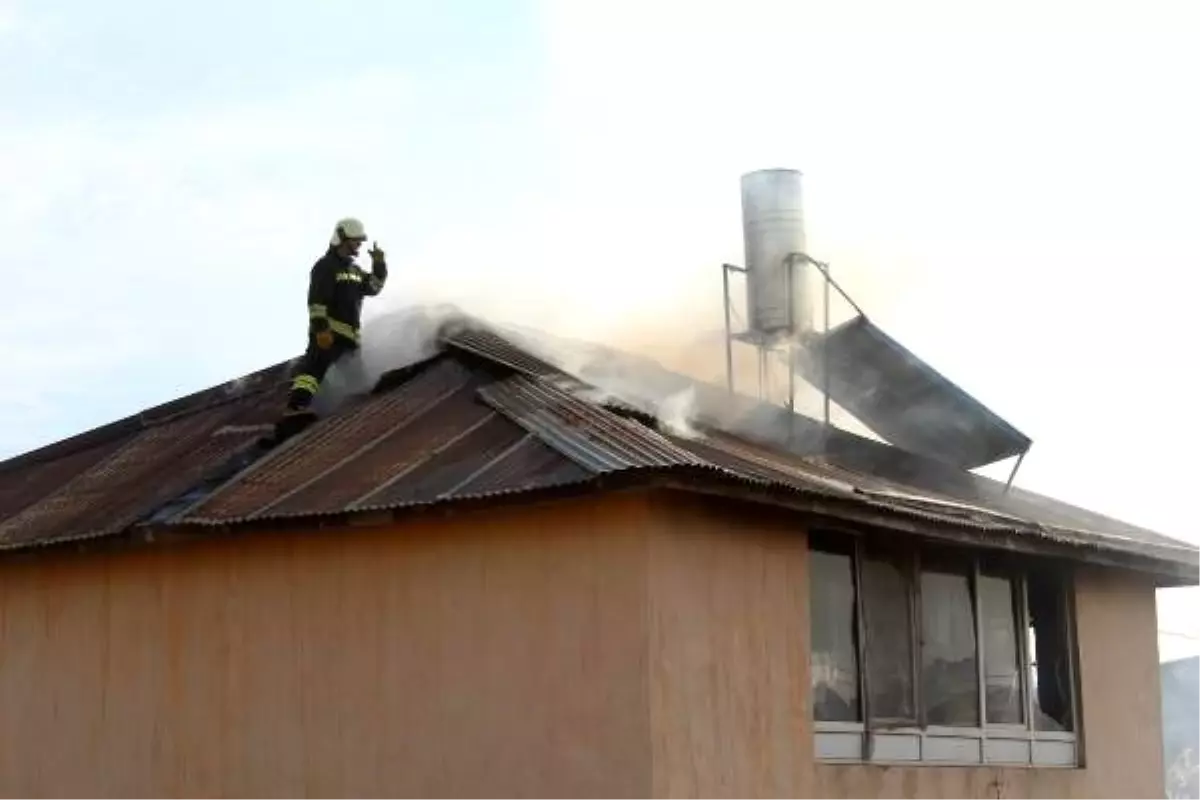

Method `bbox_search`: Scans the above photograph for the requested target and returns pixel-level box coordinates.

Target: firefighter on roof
[271,217,388,443]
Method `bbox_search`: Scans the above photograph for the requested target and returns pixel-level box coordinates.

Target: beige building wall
[0,489,1168,798]
[0,493,654,798]
[645,492,1167,799]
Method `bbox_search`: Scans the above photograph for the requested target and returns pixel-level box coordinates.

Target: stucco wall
[647,494,811,796]
[0,489,1169,798]
[0,493,655,798]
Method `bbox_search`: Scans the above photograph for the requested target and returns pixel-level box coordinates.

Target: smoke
[278,161,903,453]
[307,303,467,416]
[288,245,896,459]
[657,386,699,439]
[292,291,720,440]
[493,321,711,436]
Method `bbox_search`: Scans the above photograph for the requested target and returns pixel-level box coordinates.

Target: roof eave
[651,477,1199,587]
[152,468,1200,588]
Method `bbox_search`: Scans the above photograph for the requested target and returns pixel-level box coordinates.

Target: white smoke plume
[307,303,467,416]
[657,386,699,439]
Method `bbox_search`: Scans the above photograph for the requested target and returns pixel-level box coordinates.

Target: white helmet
[330,217,367,246]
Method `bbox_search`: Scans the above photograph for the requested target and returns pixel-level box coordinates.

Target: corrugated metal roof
[261,391,498,517]
[443,326,565,378]
[677,431,858,497]
[357,413,529,508]
[0,314,1192,583]
[668,430,1199,571]
[174,359,602,526]
[0,378,286,548]
[449,434,591,496]
[0,436,131,520]
[815,431,1196,554]
[669,431,1013,532]
[795,315,1032,469]
[442,324,655,421]
[477,375,707,473]
[182,358,480,521]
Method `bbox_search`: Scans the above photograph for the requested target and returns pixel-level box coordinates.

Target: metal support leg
[1004,448,1028,493]
[723,264,734,396]
[823,259,832,428]
[787,340,797,444]
[757,348,766,401]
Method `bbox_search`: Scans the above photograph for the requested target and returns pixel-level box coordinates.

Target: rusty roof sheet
[357,412,530,509]
[256,385,500,517]
[0,436,131,521]
[0,314,1194,584]
[443,326,565,378]
[675,431,1030,531]
[667,430,1199,573]
[174,358,600,526]
[477,375,707,473]
[0,378,287,549]
[182,357,480,521]
[449,433,591,496]
[260,405,493,516]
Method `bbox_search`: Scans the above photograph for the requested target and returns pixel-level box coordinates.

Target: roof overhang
[150,465,1198,588]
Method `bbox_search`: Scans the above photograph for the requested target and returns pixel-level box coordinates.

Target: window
[809,533,1081,768]
[809,535,860,722]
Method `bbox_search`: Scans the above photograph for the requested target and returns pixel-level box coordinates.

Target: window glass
[807,536,1079,753]
[862,552,916,724]
[920,564,979,726]
[979,573,1023,725]
[1028,571,1074,732]
[810,547,861,722]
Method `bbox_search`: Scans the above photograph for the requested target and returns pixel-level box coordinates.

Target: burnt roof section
[477,376,707,473]
[0,313,1192,585]
[444,325,565,378]
[173,357,601,525]
[795,315,1032,469]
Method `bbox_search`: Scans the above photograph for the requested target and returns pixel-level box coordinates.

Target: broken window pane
[979,572,1023,725]
[862,551,916,724]
[1028,571,1074,732]
[920,561,979,726]
[809,542,861,722]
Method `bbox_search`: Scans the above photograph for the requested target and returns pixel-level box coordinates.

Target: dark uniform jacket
[306,246,387,347]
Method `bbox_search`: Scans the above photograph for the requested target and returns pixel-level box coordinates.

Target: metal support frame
[1003,447,1029,495]
[722,263,738,396]
[722,252,1034,486]
[722,261,800,406]
[721,253,864,428]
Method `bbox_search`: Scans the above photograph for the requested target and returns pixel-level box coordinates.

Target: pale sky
[2,0,1197,659]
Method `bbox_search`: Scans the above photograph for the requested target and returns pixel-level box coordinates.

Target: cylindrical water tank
[740,168,811,336]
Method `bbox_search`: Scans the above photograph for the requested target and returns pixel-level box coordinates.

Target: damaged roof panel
[796,315,1032,469]
[478,375,706,473]
[184,357,479,521]
[443,326,566,378]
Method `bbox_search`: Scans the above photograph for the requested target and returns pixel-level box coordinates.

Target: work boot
[262,409,318,449]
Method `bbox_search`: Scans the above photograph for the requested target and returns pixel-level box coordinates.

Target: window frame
[809,530,1084,769]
